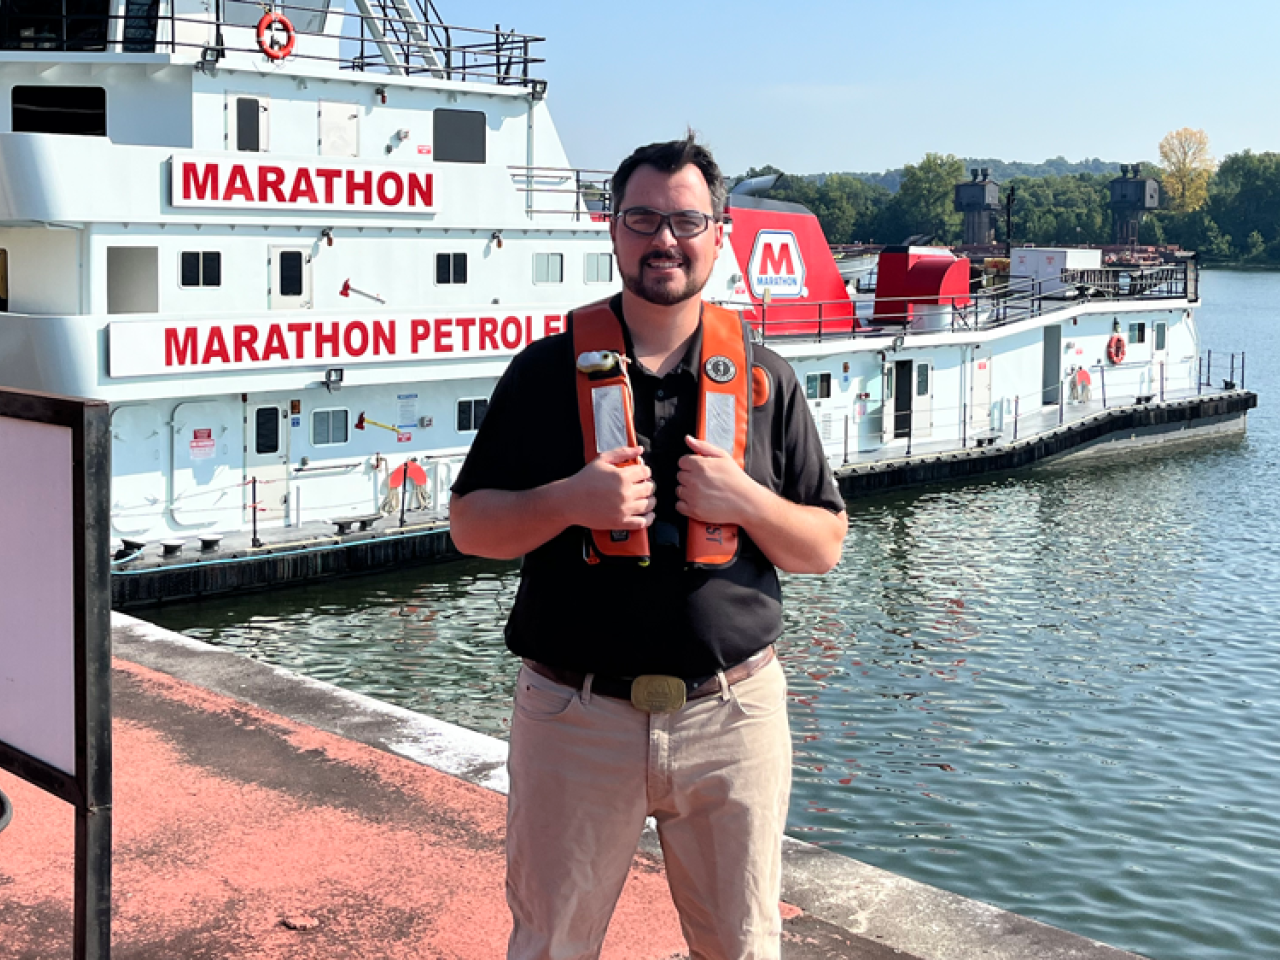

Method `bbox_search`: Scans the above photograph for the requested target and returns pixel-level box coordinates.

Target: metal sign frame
[0,386,111,960]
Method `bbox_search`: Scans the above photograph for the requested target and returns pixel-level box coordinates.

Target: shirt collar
[612,293,703,382]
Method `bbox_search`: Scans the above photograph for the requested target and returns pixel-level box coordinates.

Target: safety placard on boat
[170,153,434,213]
[189,428,215,460]
[107,311,568,377]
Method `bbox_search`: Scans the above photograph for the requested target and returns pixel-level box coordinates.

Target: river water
[148,269,1279,960]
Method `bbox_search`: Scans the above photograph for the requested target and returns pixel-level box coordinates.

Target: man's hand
[675,435,754,524]
[675,434,847,574]
[566,446,657,531]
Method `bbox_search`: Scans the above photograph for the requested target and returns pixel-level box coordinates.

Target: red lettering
[258,166,286,203]
[479,317,499,351]
[165,327,198,366]
[543,314,564,336]
[760,243,794,277]
[287,322,311,357]
[262,323,288,360]
[316,169,342,204]
[411,319,431,353]
[343,321,369,357]
[376,171,404,206]
[373,320,395,355]
[346,169,373,206]
[501,317,522,350]
[181,162,218,201]
[288,168,318,204]
[455,317,475,351]
[315,322,340,358]
[233,325,260,363]
[201,327,230,364]
[407,172,433,207]
[223,164,254,202]
[434,317,454,353]
[525,315,533,344]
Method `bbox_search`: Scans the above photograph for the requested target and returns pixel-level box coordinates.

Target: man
[450,134,847,960]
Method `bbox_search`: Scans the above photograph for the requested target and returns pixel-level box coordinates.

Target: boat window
[1155,322,1167,351]
[1128,322,1146,344]
[224,0,329,34]
[917,363,930,396]
[584,252,613,283]
[12,86,106,136]
[236,97,263,152]
[255,407,280,455]
[107,247,158,314]
[312,409,349,446]
[180,252,222,288]
[279,252,304,297]
[806,372,831,400]
[534,253,563,284]
[0,249,8,312]
[436,252,467,285]
[433,109,486,164]
[269,246,311,308]
[456,397,489,433]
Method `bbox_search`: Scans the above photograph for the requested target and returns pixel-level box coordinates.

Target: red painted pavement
[0,659,693,959]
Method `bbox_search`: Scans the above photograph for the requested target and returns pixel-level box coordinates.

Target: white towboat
[0,1,1232,554]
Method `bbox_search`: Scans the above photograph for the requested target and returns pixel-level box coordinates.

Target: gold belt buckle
[630,675,687,713]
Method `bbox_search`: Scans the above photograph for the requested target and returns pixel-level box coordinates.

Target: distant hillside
[818,157,1122,194]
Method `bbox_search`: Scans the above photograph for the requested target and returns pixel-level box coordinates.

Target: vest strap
[571,299,752,569]
[571,300,650,563]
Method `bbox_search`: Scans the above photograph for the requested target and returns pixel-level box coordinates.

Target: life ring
[256,12,296,60]
[1106,334,1126,365]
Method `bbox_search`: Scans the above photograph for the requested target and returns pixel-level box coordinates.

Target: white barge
[0,1,1251,602]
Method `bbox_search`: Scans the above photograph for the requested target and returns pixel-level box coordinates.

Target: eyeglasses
[615,207,716,238]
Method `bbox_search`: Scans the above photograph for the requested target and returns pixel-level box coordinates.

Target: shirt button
[656,390,665,400]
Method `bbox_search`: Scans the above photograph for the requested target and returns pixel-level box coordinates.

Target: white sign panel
[108,308,569,377]
[748,229,806,300]
[0,417,76,776]
[170,153,435,213]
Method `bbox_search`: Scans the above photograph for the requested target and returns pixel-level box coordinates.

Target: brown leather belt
[523,646,775,712]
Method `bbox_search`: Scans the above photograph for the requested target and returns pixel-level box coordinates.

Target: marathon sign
[169,154,434,213]
[748,230,806,300]
[107,311,566,377]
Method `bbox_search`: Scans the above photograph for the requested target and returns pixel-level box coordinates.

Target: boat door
[1042,325,1062,405]
[1153,319,1168,394]
[971,354,992,430]
[880,360,895,443]
[912,361,933,439]
[882,359,913,440]
[244,400,291,523]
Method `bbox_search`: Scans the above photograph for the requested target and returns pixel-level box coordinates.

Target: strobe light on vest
[576,351,622,375]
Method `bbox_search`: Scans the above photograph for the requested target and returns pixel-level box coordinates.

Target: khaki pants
[506,657,792,960]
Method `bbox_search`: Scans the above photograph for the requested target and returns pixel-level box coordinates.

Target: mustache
[641,249,687,267]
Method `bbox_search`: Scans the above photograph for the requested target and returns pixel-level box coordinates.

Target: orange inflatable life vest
[571,299,753,569]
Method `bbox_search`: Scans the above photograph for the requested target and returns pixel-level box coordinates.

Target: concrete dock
[1,615,1149,959]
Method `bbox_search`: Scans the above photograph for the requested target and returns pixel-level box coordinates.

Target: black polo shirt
[451,295,844,678]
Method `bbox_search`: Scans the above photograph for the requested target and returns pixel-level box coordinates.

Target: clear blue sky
[451,0,1280,177]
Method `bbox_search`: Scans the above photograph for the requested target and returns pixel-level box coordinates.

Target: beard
[619,250,708,307]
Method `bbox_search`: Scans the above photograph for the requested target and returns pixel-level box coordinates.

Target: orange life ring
[1106,334,1126,365]
[256,12,296,60]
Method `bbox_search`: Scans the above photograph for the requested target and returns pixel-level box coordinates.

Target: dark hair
[611,132,727,220]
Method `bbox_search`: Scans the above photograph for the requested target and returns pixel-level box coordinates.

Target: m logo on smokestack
[748,230,805,300]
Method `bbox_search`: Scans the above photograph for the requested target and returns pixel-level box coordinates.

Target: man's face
[610,163,723,307]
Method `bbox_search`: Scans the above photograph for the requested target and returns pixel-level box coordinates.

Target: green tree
[1207,150,1280,260]
[877,153,965,244]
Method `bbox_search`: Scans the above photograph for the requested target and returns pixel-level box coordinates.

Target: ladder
[350,0,446,77]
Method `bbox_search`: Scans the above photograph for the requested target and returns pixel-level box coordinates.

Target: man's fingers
[598,445,644,465]
[684,435,729,457]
